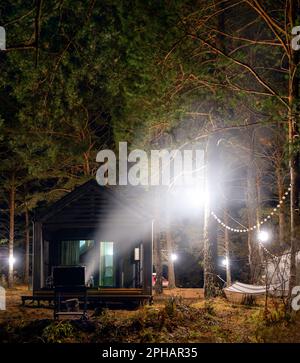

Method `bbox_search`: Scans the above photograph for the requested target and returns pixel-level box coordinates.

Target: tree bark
[153,189,163,294]
[203,135,220,298]
[153,229,163,294]
[223,209,231,286]
[246,212,259,283]
[255,172,261,229]
[8,175,15,288]
[24,205,30,286]
[287,0,300,302]
[166,219,176,289]
[255,170,264,264]
[246,148,262,283]
[276,166,285,246]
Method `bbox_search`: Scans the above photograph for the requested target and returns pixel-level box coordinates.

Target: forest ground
[1,286,300,343]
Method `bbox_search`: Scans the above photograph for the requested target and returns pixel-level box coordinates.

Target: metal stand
[54,285,88,320]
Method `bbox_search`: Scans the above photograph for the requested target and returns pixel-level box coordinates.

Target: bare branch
[186,32,289,108]
[35,0,43,67]
[3,44,36,52]
[245,0,289,57]
[2,9,35,27]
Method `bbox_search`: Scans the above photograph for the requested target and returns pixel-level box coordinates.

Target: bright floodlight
[258,230,269,243]
[171,253,178,261]
[222,257,229,267]
[8,255,15,268]
[184,187,206,209]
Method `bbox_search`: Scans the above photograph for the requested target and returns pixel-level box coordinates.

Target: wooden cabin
[26,180,153,307]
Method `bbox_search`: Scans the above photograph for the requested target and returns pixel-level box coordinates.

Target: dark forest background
[0,1,299,295]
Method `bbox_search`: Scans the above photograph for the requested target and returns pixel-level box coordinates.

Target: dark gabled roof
[36,179,153,224]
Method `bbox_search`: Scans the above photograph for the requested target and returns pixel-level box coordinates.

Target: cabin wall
[38,224,153,293]
[33,182,153,296]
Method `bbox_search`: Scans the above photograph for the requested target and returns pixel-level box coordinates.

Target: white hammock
[224,281,285,295]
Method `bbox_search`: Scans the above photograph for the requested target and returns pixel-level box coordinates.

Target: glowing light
[170,253,178,261]
[8,255,15,268]
[222,257,229,267]
[211,184,291,233]
[258,230,269,243]
[184,187,206,209]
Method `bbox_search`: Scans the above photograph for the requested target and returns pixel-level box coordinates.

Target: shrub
[42,321,74,343]
[203,300,215,315]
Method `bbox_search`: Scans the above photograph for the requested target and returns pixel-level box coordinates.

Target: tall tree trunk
[153,229,163,294]
[153,189,163,294]
[255,172,261,229]
[246,152,261,283]
[24,205,30,286]
[276,166,285,246]
[288,0,300,302]
[223,209,231,286]
[246,212,258,283]
[203,135,219,298]
[166,218,176,289]
[8,175,15,288]
[255,171,264,263]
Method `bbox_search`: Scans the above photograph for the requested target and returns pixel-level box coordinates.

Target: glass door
[99,242,114,287]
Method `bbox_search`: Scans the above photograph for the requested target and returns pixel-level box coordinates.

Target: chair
[52,266,88,320]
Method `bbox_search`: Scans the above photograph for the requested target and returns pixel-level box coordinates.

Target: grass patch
[2,287,300,343]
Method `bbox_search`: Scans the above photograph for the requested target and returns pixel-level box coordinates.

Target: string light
[211,186,292,259]
[257,240,277,259]
[211,185,291,233]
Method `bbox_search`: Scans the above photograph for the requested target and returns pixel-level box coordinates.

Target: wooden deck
[21,288,152,307]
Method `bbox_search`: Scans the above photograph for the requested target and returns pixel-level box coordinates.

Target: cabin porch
[21,287,152,308]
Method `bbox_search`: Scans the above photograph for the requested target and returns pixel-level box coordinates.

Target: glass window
[61,240,94,266]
